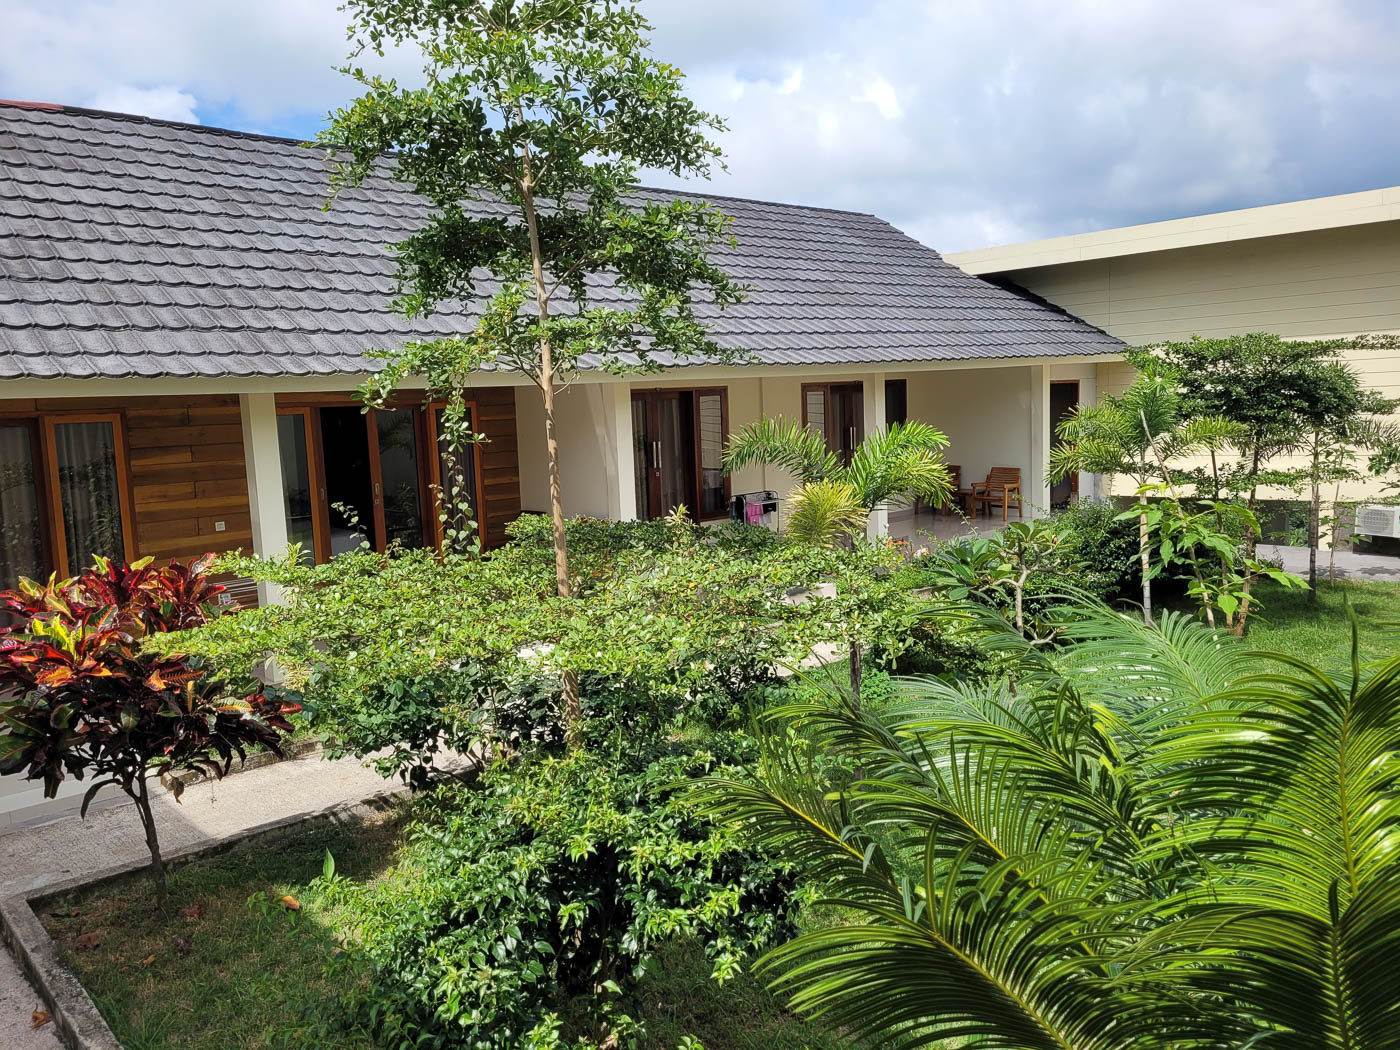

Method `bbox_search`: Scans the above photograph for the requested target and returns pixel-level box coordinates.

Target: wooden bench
[972,467,1024,521]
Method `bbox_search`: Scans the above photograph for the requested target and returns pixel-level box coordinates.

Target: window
[0,423,46,583]
[0,412,134,583]
[885,379,907,428]
[428,405,485,551]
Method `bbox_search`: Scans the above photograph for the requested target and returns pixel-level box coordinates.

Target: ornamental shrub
[0,555,300,907]
[312,736,806,1049]
[164,517,916,776]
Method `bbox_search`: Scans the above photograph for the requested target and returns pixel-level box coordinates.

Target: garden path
[0,750,472,1048]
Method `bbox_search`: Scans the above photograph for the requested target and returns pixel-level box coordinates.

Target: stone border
[0,783,412,1050]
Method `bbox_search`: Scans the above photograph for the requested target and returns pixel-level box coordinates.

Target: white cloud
[856,77,901,121]
[85,85,199,123]
[2,0,1398,250]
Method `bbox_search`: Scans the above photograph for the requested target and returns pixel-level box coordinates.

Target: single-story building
[0,98,1125,636]
[947,186,1400,502]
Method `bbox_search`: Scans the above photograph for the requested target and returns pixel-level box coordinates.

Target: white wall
[516,365,1072,525]
[901,366,1034,493]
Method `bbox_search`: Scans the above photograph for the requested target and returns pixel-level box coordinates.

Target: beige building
[948,187,1400,501]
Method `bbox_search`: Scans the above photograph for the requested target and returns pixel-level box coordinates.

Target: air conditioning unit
[1354,504,1400,540]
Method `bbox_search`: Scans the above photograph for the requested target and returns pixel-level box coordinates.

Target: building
[0,99,1123,609]
[948,186,1400,501]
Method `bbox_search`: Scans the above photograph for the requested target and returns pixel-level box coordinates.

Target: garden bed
[34,798,853,1050]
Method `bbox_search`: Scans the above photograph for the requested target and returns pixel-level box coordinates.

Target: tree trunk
[1233,451,1263,637]
[1138,510,1154,627]
[134,775,167,912]
[1308,444,1321,600]
[521,174,581,743]
[848,639,862,714]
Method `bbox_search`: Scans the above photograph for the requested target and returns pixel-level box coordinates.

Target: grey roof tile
[0,101,1122,379]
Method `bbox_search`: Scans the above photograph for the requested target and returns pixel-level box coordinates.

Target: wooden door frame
[1050,380,1080,499]
[424,401,488,552]
[801,381,864,462]
[688,387,730,521]
[630,387,732,522]
[41,411,136,578]
[274,406,331,564]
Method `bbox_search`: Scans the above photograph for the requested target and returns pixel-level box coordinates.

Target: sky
[4,0,1399,252]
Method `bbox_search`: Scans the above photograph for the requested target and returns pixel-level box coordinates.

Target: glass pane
[697,394,725,518]
[277,414,316,563]
[0,426,44,584]
[319,406,375,555]
[885,380,907,427]
[631,398,651,519]
[376,408,425,549]
[658,396,688,515]
[805,388,826,441]
[434,407,479,548]
[53,420,124,573]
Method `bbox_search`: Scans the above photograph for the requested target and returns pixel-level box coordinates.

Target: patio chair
[972,467,1024,521]
[915,464,963,516]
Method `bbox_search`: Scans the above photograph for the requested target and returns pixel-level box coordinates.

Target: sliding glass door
[631,388,729,520]
[802,382,863,464]
[0,423,46,583]
[276,401,480,563]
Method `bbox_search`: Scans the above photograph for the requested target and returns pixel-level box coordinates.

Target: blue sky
[5,0,1400,251]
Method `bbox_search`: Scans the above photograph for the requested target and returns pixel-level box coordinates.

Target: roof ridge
[0,98,884,222]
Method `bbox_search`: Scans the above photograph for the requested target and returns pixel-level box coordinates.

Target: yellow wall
[1004,221,1400,501]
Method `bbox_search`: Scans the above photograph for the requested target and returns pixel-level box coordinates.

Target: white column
[239,392,288,606]
[1028,366,1051,516]
[608,383,638,521]
[863,373,888,539]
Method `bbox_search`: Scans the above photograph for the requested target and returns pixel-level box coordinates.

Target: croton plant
[0,554,300,907]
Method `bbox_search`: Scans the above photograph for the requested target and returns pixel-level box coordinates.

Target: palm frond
[784,480,868,546]
[722,416,841,483]
[845,421,953,510]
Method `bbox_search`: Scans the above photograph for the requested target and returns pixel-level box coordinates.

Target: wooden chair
[916,464,962,516]
[972,467,1024,522]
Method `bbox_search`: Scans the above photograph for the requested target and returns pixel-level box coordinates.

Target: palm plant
[723,417,953,546]
[699,603,1400,1050]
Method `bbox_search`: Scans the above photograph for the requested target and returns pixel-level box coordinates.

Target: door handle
[652,440,661,470]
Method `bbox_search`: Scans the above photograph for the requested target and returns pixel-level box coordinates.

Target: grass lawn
[1241,577,1400,668]
[39,801,852,1050]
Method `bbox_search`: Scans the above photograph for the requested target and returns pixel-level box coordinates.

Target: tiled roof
[0,101,1123,380]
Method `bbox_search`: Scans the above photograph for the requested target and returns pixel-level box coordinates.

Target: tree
[724,417,951,710]
[699,603,1400,1050]
[1048,364,1239,626]
[1288,360,1399,596]
[0,557,299,908]
[320,0,746,742]
[1128,333,1400,630]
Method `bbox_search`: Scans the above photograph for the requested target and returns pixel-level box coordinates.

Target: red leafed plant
[0,555,300,908]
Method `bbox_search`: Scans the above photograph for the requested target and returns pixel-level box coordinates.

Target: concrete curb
[0,780,420,1050]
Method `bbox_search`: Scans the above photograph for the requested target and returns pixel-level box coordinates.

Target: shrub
[1047,497,1142,602]
[315,737,805,1049]
[0,556,300,907]
[164,518,915,776]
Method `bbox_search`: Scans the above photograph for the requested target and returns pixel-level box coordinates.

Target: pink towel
[745,503,763,525]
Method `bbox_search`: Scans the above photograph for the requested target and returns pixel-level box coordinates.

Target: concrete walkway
[1259,543,1400,583]
[0,751,450,1049]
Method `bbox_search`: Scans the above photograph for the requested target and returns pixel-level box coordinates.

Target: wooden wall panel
[125,395,253,562]
[0,394,254,570]
[473,387,522,550]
